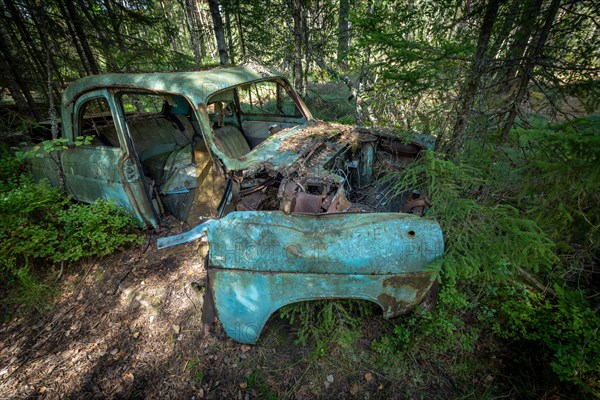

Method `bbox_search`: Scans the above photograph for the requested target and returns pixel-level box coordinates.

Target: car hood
[222,121,360,174]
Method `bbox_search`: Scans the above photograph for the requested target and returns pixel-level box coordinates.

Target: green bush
[373,118,600,393]
[0,152,142,311]
[55,201,142,261]
[279,300,373,348]
[381,150,558,284]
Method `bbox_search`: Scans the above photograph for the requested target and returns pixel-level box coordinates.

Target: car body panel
[158,211,443,344]
[28,64,444,344]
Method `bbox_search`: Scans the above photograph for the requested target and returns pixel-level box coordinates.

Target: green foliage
[0,176,141,272]
[486,283,600,390]
[186,357,204,385]
[0,152,142,312]
[55,201,142,261]
[6,266,55,314]
[372,285,475,356]
[515,116,600,249]
[14,136,93,162]
[0,177,68,270]
[373,117,600,393]
[381,150,558,284]
[279,300,373,348]
[0,145,23,190]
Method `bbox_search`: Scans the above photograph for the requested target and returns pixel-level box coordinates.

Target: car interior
[76,80,307,222]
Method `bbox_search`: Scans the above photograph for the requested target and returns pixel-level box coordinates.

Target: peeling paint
[28,64,445,344]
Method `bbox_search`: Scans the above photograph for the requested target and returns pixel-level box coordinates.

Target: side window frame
[73,90,124,149]
[237,80,303,118]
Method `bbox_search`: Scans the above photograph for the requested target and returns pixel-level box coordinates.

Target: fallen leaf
[239,382,247,389]
[172,325,180,334]
[240,345,251,353]
[350,383,359,395]
[326,374,334,383]
[123,372,134,383]
[364,372,373,382]
[38,386,47,394]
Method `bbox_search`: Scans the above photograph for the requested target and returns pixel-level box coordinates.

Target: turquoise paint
[158,211,444,343]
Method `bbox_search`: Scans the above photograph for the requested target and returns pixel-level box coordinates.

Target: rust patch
[377,293,415,315]
[382,272,432,290]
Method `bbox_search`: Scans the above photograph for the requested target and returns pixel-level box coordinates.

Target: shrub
[0,152,142,312]
[375,119,600,392]
[55,200,143,261]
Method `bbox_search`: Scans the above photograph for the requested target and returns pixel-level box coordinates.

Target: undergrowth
[279,115,600,397]
[0,147,143,314]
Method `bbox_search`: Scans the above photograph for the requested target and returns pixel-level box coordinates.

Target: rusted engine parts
[235,130,425,215]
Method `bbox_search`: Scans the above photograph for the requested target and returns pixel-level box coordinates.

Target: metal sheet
[210,270,436,344]
[158,211,443,344]
[160,211,443,274]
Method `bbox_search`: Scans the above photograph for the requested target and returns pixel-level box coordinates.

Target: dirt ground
[0,219,413,400]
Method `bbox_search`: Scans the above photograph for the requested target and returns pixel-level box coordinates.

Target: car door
[61,89,159,228]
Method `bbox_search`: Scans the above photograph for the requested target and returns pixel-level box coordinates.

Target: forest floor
[0,217,422,400]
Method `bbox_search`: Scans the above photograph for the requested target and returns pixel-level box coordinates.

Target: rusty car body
[29,64,443,344]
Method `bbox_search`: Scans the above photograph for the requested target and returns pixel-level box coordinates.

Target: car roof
[62,64,285,106]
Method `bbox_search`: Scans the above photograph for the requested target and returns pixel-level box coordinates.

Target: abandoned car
[28,64,444,344]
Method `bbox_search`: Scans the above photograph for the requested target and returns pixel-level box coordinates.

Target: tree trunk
[301,4,309,96]
[488,0,520,59]
[450,0,501,149]
[501,0,544,90]
[3,0,47,86]
[78,0,117,70]
[56,0,91,75]
[292,0,303,94]
[38,4,59,137]
[104,0,125,52]
[0,56,30,116]
[235,0,246,61]
[185,0,203,66]
[337,0,349,68]
[500,0,561,142]
[208,0,229,66]
[196,2,209,58]
[0,27,39,118]
[224,4,235,64]
[62,0,100,74]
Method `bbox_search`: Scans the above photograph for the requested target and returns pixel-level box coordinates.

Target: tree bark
[292,0,303,94]
[3,0,47,86]
[0,27,39,118]
[487,0,520,59]
[208,0,229,66]
[501,0,544,90]
[337,0,349,68]
[235,0,246,61]
[500,0,561,142]
[224,4,235,64]
[39,3,59,137]
[56,0,91,75]
[104,0,125,52]
[185,0,203,66]
[62,0,100,74]
[78,0,118,70]
[450,0,501,149]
